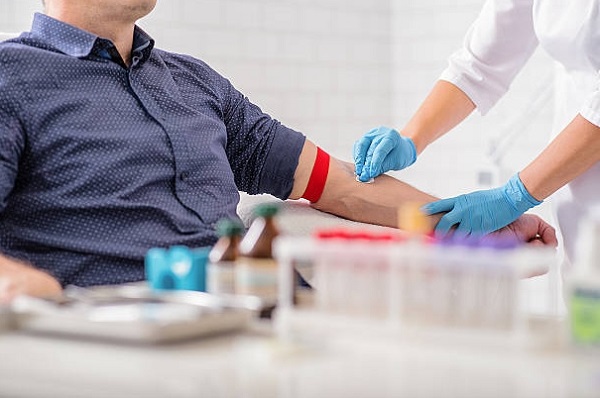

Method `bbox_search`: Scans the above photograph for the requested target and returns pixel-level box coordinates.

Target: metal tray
[0,306,14,332]
[9,284,263,344]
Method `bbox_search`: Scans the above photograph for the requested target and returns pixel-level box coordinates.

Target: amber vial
[236,203,280,302]
[207,218,244,294]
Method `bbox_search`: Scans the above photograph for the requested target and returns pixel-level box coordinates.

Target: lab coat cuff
[580,93,600,128]
[439,71,495,116]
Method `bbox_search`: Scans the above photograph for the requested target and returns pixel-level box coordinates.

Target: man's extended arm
[289,140,557,246]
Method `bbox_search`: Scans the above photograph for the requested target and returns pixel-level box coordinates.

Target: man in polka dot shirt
[0,0,557,300]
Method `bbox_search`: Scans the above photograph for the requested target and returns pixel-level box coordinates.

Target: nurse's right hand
[353,126,417,182]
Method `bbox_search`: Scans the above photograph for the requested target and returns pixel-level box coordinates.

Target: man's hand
[492,214,558,247]
[0,255,62,304]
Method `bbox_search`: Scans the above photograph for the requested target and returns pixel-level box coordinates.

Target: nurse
[354,0,600,267]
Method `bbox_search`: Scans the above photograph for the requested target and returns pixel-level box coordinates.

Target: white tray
[10,285,256,344]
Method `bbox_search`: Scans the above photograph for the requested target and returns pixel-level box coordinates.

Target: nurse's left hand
[422,173,542,236]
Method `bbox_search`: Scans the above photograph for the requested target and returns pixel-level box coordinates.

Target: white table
[0,320,598,398]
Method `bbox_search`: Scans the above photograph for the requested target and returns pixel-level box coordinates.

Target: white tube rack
[274,233,561,350]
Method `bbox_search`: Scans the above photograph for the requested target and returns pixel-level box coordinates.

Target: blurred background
[0,0,556,206]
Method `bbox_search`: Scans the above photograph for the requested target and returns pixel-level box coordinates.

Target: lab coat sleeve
[580,87,600,128]
[439,0,539,115]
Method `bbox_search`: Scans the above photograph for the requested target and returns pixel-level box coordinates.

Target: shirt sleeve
[439,0,539,115]
[220,79,306,200]
[580,87,600,128]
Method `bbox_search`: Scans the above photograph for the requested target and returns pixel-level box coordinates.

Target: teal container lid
[216,218,245,237]
[253,203,279,218]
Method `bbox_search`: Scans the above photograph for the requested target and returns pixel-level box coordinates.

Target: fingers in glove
[369,135,398,176]
[353,137,374,176]
[433,210,462,236]
[421,197,456,215]
[353,141,365,176]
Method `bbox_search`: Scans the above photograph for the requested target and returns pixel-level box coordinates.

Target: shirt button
[179,171,189,181]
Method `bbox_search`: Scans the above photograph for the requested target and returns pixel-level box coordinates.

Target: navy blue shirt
[0,13,305,287]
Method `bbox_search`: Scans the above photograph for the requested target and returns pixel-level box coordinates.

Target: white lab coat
[440,0,600,269]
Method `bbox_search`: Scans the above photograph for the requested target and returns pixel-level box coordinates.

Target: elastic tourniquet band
[301,147,330,203]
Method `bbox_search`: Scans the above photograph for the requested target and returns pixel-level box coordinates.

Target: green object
[216,218,244,237]
[253,203,279,218]
[570,287,600,345]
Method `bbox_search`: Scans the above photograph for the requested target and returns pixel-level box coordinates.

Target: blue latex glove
[421,173,542,236]
[353,127,417,182]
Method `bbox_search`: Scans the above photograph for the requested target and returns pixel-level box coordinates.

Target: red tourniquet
[301,147,330,203]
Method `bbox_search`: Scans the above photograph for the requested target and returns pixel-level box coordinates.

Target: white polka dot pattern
[0,13,305,287]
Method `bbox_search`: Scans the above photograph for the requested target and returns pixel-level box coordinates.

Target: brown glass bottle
[235,203,280,301]
[207,218,244,294]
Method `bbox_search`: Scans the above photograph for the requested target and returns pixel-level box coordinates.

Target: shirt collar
[131,26,154,61]
[30,13,155,62]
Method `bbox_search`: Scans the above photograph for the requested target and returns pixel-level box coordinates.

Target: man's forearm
[311,158,439,229]
[288,139,443,229]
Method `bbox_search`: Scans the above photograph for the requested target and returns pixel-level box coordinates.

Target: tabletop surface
[1,319,599,398]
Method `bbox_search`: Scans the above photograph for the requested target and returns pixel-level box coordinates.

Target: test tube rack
[274,230,560,350]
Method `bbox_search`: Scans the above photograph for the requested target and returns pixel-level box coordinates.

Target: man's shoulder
[152,48,220,78]
[0,35,60,63]
[0,38,59,90]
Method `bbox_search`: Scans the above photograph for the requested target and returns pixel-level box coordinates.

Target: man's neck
[46,5,136,66]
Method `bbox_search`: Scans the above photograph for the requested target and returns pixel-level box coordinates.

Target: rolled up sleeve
[221,78,305,199]
[440,0,539,115]
[580,84,600,127]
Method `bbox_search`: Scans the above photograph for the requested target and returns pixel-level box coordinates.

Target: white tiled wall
[2,0,555,199]
[0,1,41,31]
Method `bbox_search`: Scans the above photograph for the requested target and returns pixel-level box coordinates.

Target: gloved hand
[421,173,542,236]
[353,127,417,182]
